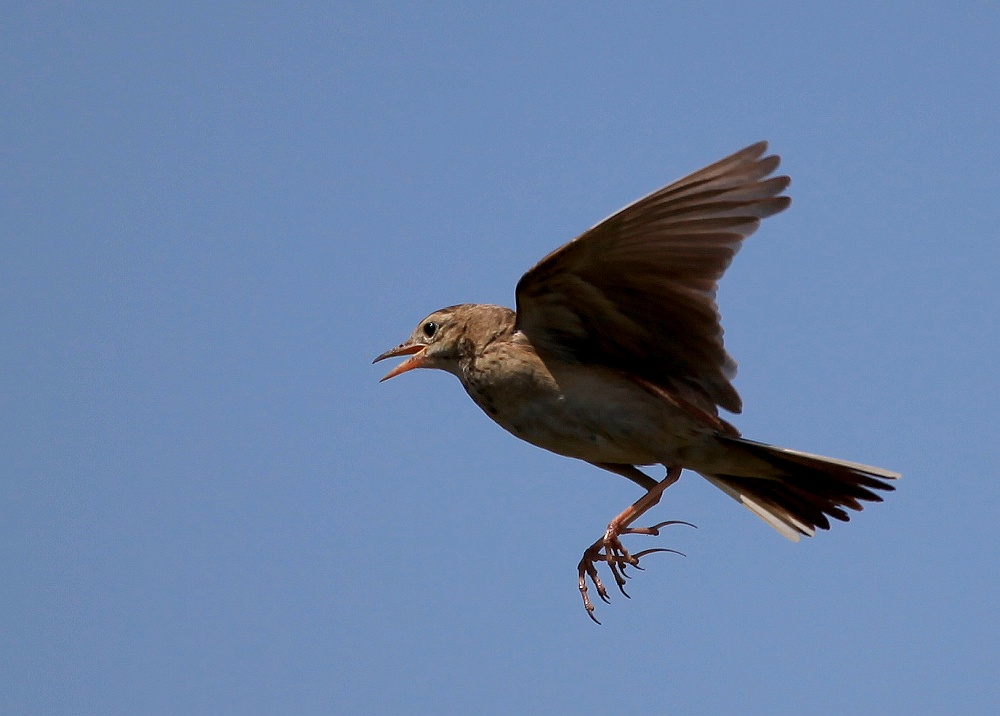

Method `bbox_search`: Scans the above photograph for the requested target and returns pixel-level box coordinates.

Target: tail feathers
[703,437,900,542]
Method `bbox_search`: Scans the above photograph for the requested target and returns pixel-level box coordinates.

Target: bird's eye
[422,321,438,338]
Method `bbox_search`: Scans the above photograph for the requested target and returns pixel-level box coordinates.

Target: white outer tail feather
[749,443,902,480]
[702,474,810,541]
[701,443,900,541]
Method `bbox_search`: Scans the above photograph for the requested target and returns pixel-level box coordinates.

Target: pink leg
[578,466,691,623]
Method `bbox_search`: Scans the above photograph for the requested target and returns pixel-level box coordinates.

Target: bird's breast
[460,344,701,465]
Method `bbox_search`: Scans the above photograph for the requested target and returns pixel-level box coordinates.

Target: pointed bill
[373,342,427,381]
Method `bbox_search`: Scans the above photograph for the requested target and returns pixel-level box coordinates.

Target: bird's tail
[700,437,900,541]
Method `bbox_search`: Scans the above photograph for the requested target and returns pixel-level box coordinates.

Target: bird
[374,142,899,622]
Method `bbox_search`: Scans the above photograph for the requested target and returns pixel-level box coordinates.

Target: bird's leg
[578,465,690,623]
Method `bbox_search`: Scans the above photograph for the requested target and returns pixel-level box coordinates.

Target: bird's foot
[577,520,694,624]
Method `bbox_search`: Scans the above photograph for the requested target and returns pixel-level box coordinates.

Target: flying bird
[374,142,899,622]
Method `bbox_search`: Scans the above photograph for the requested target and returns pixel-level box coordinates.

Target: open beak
[373,342,428,382]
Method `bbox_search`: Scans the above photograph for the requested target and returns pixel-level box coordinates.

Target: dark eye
[422,321,438,338]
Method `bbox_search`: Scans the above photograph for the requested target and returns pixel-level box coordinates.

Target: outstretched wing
[514,142,790,415]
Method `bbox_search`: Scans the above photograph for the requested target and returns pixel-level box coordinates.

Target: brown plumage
[375,142,899,621]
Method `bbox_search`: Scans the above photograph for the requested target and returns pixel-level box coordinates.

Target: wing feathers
[515,142,790,415]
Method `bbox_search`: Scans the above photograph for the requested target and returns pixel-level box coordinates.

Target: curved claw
[648,520,697,531]
[608,562,631,598]
[633,547,686,559]
[623,520,698,537]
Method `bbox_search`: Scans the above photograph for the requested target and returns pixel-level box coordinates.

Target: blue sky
[4,3,999,714]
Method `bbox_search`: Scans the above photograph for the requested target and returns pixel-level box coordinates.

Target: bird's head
[374,304,515,381]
